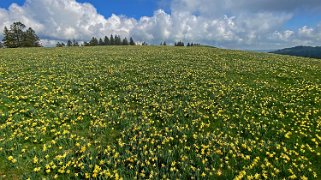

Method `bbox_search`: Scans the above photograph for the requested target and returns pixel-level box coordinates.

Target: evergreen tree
[99,38,104,46]
[175,41,184,46]
[11,22,26,47]
[104,36,110,45]
[115,35,122,45]
[0,41,3,48]
[23,27,40,47]
[2,26,14,48]
[118,35,122,45]
[122,37,129,45]
[56,42,65,47]
[2,22,40,48]
[114,35,118,45]
[163,41,167,46]
[129,37,135,45]
[89,37,98,46]
[110,35,114,45]
[67,40,73,47]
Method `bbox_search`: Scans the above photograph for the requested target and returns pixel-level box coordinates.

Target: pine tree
[114,35,118,45]
[56,42,64,47]
[99,38,104,46]
[3,22,40,48]
[129,37,135,45]
[67,40,72,47]
[3,26,13,48]
[117,35,123,45]
[115,35,121,45]
[175,41,184,46]
[160,41,167,46]
[11,22,26,47]
[89,37,98,46]
[23,27,40,47]
[122,37,129,45]
[104,36,110,45]
[110,35,114,45]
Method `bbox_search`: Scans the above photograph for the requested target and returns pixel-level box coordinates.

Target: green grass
[0,46,321,179]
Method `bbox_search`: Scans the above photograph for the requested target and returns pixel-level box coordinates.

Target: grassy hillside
[1,46,321,179]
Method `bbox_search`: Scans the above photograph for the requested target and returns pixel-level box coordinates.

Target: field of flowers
[0,46,321,179]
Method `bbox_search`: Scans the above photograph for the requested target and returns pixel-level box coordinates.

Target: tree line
[174,41,201,47]
[2,22,41,48]
[56,35,136,47]
[160,41,201,47]
[1,22,203,48]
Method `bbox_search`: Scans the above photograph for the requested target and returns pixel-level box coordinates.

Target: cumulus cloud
[0,0,320,49]
[269,25,321,47]
[272,30,294,41]
[296,25,321,45]
[298,26,315,37]
[0,0,138,41]
[131,10,243,44]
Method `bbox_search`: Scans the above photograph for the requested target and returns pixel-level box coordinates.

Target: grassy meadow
[0,46,321,179]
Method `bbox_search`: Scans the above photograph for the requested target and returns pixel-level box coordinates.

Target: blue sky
[0,0,319,28]
[76,0,162,19]
[0,0,164,19]
[284,13,321,29]
[0,0,321,49]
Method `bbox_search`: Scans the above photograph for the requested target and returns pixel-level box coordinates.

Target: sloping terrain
[0,46,321,179]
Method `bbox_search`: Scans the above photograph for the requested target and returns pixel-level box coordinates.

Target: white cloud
[298,26,314,37]
[295,25,321,45]
[0,0,320,49]
[272,30,294,41]
[0,0,137,41]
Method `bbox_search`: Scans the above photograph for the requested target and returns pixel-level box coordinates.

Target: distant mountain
[270,46,321,59]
